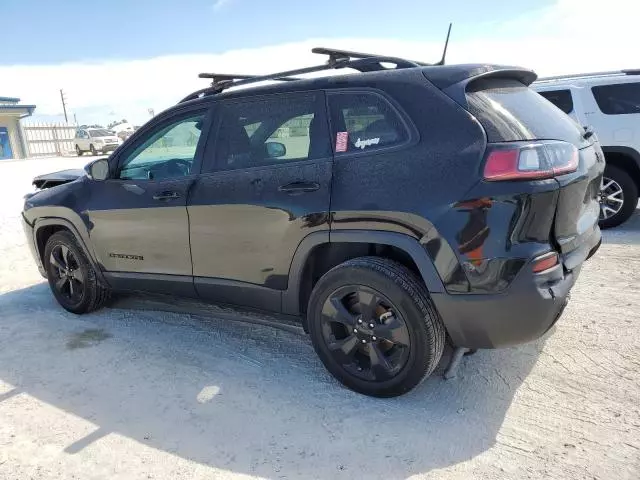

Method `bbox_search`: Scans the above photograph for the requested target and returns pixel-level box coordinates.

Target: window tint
[118,112,205,180]
[538,89,574,114]
[466,78,584,145]
[592,82,640,115]
[213,93,330,170]
[328,92,408,154]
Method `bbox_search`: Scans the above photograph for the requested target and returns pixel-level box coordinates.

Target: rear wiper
[582,125,595,140]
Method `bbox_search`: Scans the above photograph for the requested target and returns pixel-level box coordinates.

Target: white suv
[532,70,640,228]
[74,128,121,156]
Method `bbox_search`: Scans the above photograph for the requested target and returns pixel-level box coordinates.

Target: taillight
[532,252,559,273]
[483,141,578,181]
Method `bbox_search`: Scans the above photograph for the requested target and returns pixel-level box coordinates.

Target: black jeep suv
[22,48,603,397]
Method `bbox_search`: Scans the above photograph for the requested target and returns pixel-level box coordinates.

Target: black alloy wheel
[308,257,445,397]
[49,244,85,306]
[44,231,110,314]
[320,285,411,382]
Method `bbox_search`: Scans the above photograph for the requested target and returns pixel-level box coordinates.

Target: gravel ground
[0,157,639,480]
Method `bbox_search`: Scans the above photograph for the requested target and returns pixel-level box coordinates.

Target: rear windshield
[89,129,112,137]
[466,78,584,145]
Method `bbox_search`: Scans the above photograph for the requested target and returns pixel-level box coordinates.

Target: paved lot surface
[1,157,639,479]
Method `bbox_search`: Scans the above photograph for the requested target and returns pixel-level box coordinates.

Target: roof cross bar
[198,73,303,83]
[311,47,429,67]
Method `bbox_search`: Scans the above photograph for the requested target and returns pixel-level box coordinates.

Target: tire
[599,165,638,229]
[75,145,83,156]
[307,257,445,397]
[43,231,110,314]
[90,144,97,156]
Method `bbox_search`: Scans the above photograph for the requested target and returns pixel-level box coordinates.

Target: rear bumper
[433,264,578,349]
[432,227,600,349]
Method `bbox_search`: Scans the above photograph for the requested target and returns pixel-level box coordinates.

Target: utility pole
[59,89,68,124]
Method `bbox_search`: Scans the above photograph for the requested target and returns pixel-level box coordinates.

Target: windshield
[89,129,112,137]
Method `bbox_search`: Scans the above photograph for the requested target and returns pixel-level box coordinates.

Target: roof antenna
[435,23,452,66]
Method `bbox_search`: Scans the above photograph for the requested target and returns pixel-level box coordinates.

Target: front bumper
[21,214,46,278]
[97,143,118,153]
[432,227,600,349]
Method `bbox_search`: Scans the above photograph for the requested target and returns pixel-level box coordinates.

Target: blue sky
[1,0,636,125]
[4,0,553,64]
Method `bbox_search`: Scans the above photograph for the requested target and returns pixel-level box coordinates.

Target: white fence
[23,123,77,157]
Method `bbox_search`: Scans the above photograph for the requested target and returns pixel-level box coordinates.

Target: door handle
[153,191,181,201]
[278,181,320,194]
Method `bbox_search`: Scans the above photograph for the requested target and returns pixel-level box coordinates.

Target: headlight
[95,139,104,144]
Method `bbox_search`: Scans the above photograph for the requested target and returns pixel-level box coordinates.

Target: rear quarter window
[538,89,574,114]
[592,82,640,115]
[328,91,409,154]
[466,78,584,145]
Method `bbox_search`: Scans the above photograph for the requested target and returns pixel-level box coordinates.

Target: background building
[0,96,36,160]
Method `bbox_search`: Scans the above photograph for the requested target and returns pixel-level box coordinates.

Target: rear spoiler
[422,64,537,107]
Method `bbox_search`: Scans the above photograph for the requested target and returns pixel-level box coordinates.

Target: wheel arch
[601,146,640,188]
[282,230,445,322]
[34,218,107,285]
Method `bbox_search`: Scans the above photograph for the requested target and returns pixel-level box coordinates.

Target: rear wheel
[307,257,445,397]
[599,165,638,229]
[44,231,110,314]
[75,145,83,156]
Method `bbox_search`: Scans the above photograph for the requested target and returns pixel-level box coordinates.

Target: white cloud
[212,0,233,11]
[1,0,638,126]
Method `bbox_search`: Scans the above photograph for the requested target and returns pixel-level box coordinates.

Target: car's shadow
[0,282,547,479]
[602,206,640,245]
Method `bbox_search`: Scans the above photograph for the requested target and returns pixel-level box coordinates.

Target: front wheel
[599,165,638,229]
[307,257,445,397]
[90,144,97,156]
[44,231,110,314]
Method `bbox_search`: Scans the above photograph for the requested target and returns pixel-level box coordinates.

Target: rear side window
[538,89,574,114]
[466,78,584,144]
[328,92,409,154]
[592,82,640,115]
[212,93,330,171]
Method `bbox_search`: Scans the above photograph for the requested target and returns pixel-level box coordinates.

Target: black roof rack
[198,72,303,83]
[311,47,428,68]
[180,24,452,103]
[180,55,421,102]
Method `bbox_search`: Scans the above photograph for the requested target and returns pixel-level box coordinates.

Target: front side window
[592,82,640,115]
[328,92,409,154]
[538,89,574,114]
[118,112,205,180]
[213,93,330,170]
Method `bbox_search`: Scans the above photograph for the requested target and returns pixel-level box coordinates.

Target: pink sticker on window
[335,131,348,153]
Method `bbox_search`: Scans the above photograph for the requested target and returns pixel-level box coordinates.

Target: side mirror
[265,141,286,159]
[85,158,110,181]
